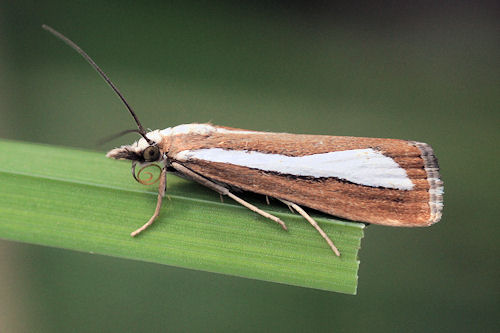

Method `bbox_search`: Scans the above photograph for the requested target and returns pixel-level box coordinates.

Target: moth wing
[168,126,442,226]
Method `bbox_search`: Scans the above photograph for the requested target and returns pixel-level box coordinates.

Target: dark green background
[0,1,498,332]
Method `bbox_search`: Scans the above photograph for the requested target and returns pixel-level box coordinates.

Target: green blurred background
[0,1,498,332]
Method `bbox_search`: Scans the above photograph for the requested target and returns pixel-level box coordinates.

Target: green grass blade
[0,139,364,294]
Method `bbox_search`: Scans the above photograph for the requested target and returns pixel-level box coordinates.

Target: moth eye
[143,145,160,162]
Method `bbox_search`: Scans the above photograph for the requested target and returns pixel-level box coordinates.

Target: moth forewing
[162,124,443,227]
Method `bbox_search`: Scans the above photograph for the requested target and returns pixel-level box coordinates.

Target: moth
[43,25,444,257]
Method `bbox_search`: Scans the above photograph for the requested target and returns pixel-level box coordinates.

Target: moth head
[106,131,165,186]
[106,130,164,163]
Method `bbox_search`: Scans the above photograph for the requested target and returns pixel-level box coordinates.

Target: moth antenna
[42,24,152,144]
[97,129,145,146]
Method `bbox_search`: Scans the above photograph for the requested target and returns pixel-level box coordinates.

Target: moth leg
[279,199,340,257]
[130,166,167,237]
[282,201,295,213]
[171,162,287,230]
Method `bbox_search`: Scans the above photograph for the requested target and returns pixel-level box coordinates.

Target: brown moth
[43,25,443,257]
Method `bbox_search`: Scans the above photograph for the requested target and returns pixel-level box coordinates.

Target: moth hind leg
[278,199,341,257]
[171,162,287,230]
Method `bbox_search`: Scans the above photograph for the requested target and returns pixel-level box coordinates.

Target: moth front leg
[130,166,167,237]
[171,162,287,230]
